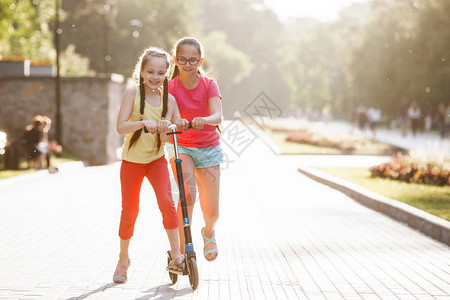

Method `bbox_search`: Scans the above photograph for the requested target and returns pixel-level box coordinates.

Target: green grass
[265,130,404,155]
[319,167,450,221]
[51,151,81,165]
[0,168,36,180]
[0,151,81,180]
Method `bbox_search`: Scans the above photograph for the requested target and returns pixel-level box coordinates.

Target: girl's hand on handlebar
[157,119,171,133]
[143,120,157,134]
[176,119,190,131]
[191,117,206,130]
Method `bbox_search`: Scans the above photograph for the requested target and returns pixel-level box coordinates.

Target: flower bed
[262,118,405,155]
[286,129,357,152]
[370,153,450,186]
[284,128,404,154]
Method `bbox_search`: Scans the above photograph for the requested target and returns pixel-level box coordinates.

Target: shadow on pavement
[135,284,193,300]
[66,283,118,300]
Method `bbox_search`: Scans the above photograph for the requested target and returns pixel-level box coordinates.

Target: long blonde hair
[128,47,171,151]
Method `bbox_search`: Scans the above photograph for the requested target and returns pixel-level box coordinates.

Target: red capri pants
[119,156,178,240]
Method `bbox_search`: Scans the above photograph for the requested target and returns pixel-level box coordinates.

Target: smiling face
[175,44,203,76]
[140,56,168,90]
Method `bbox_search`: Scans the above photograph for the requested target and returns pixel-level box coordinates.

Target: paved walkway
[326,120,449,155]
[1,127,449,299]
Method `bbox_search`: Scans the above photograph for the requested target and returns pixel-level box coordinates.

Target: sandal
[113,259,131,284]
[201,227,218,261]
[166,257,185,274]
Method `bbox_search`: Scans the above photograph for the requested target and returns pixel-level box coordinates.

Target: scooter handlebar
[143,121,193,134]
[165,121,193,135]
[168,122,193,131]
[168,124,177,131]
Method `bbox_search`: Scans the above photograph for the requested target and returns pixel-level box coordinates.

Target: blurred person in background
[23,115,46,169]
[367,106,381,139]
[437,103,446,139]
[23,115,62,170]
[407,101,422,137]
[356,106,368,131]
[423,107,433,133]
[397,96,409,137]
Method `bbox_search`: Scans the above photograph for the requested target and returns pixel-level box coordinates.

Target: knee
[160,202,179,229]
[163,216,179,230]
[121,207,139,224]
[182,183,197,204]
[203,209,219,221]
[119,207,139,240]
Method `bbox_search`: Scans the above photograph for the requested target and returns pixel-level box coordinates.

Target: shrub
[370,153,450,186]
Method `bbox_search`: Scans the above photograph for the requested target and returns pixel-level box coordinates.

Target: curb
[251,126,282,155]
[298,167,450,247]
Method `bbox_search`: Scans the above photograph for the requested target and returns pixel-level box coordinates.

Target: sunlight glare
[264,0,370,22]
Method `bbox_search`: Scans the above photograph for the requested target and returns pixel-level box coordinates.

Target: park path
[0,123,449,299]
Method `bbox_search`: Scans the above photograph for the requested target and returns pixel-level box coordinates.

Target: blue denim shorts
[166,143,223,169]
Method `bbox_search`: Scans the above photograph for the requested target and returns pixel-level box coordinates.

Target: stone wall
[0,75,127,165]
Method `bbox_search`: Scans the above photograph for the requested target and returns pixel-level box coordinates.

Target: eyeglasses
[176,57,200,66]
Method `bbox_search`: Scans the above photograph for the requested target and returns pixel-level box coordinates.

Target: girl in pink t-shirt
[167,37,223,261]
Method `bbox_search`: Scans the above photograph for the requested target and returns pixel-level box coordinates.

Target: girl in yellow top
[113,47,183,283]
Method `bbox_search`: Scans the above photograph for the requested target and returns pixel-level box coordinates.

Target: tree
[60,0,197,76]
[198,0,288,117]
[409,0,450,108]
[200,30,253,96]
[0,0,54,61]
[349,0,450,118]
[275,1,372,119]
[278,19,337,113]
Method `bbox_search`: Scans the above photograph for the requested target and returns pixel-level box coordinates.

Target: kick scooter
[165,123,199,290]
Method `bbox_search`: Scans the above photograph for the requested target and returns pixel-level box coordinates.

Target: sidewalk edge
[298,167,450,247]
[252,126,281,155]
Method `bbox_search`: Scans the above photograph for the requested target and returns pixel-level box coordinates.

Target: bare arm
[191,97,222,129]
[203,97,223,126]
[116,86,145,135]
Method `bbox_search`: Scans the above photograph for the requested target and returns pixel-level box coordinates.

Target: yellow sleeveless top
[121,87,165,164]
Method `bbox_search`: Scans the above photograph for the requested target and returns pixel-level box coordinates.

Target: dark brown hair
[170,37,221,133]
[128,48,170,151]
[171,37,205,79]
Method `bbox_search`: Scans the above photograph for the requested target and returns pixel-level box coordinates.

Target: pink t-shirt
[169,75,222,148]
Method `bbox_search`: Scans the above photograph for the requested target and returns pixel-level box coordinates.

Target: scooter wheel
[167,253,178,284]
[187,257,199,290]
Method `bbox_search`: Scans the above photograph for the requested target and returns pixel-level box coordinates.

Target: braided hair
[155,77,169,151]
[128,48,171,151]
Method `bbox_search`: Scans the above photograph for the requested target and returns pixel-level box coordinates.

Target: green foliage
[198,0,289,116]
[1,0,449,118]
[200,31,253,94]
[278,20,337,111]
[60,0,197,76]
[60,44,93,76]
[276,2,373,118]
[277,0,450,119]
[348,0,450,117]
[0,0,54,61]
